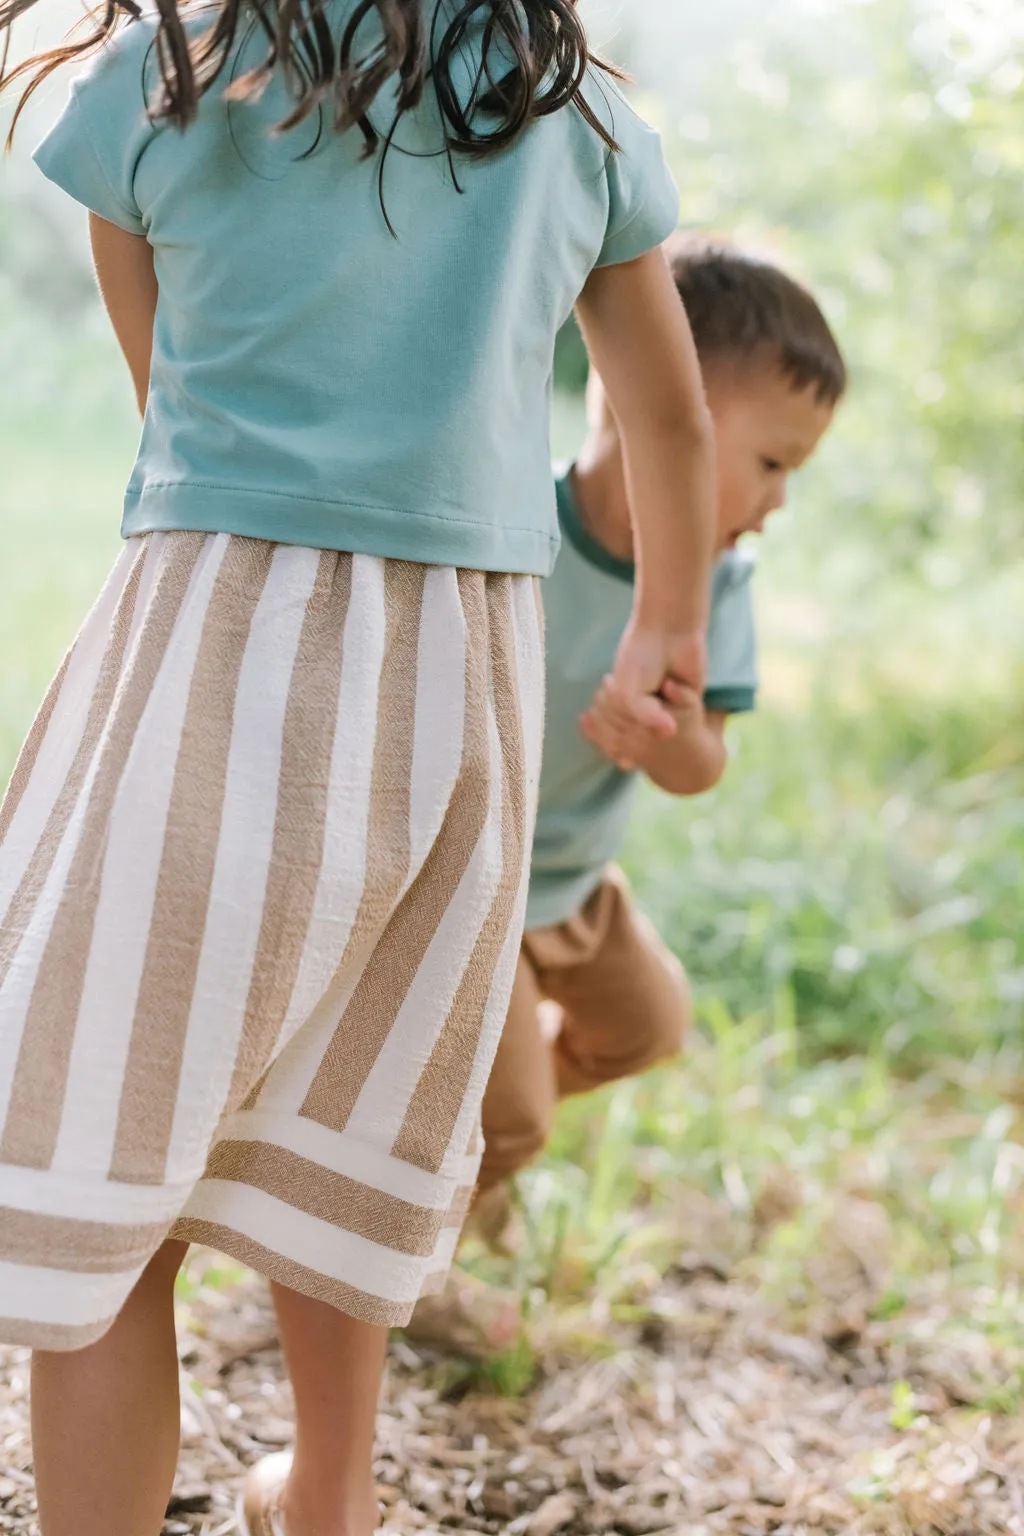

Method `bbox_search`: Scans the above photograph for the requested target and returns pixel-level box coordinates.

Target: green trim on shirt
[555,470,759,715]
[556,473,636,584]
[704,684,757,714]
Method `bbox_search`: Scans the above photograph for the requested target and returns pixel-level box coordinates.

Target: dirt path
[1,1255,1021,1536]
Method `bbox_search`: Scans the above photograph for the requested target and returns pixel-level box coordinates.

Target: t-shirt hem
[594,198,679,270]
[122,483,560,577]
[32,114,146,237]
[525,869,607,932]
[703,685,757,713]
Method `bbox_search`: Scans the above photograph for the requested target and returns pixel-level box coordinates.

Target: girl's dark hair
[666,233,847,406]
[2,0,621,161]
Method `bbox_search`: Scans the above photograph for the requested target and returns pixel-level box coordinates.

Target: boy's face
[705,365,836,551]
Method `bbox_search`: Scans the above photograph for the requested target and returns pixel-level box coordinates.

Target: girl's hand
[608,620,708,736]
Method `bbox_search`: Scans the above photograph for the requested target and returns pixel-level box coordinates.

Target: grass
[1,341,1021,1413]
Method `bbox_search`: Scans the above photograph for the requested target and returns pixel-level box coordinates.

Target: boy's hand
[581,672,703,772]
[604,620,708,741]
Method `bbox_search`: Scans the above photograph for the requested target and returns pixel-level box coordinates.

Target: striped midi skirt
[0,531,543,1349]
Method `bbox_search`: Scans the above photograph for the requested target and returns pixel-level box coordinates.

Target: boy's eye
[761,457,783,473]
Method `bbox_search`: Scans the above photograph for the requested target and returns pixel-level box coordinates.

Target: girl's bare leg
[271,1282,387,1536]
[31,1239,188,1536]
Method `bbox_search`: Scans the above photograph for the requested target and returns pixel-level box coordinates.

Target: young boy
[474,235,847,1229]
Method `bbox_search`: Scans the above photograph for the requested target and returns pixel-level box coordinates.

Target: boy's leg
[476,948,558,1195]
[402,952,556,1353]
[531,868,691,1097]
[30,1238,188,1536]
[268,1284,387,1536]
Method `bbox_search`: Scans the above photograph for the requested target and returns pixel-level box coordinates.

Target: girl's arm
[575,248,717,733]
[89,213,157,413]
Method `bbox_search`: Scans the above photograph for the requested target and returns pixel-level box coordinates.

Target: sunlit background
[1,0,1022,1481]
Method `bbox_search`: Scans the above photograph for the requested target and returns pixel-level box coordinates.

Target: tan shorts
[0,532,543,1348]
[479,866,691,1191]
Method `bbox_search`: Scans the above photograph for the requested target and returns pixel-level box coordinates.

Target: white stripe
[0,1162,193,1224]
[180,1179,441,1304]
[0,541,138,927]
[50,537,230,1177]
[0,1258,146,1328]
[253,554,387,1111]
[428,1225,462,1271]
[343,695,505,1150]
[408,567,467,871]
[163,545,321,1183]
[213,1108,477,1206]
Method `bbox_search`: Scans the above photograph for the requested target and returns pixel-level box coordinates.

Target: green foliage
[621,689,1023,1068]
[0,0,1021,1379]
[660,0,1024,584]
[889,1379,919,1432]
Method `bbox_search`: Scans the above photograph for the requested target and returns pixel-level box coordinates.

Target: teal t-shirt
[527,468,759,930]
[32,10,679,575]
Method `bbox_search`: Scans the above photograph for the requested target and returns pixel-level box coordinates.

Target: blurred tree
[661,0,1024,580]
[0,181,94,314]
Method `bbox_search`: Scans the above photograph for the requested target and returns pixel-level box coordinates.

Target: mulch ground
[2,1238,1022,1536]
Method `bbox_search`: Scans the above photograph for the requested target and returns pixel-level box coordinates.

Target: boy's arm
[575,250,716,723]
[636,700,728,796]
[89,212,157,413]
[581,682,729,796]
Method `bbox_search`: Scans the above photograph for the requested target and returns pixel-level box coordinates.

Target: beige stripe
[289,559,426,1128]
[0,537,204,1170]
[240,558,424,1117]
[299,566,488,1134]
[222,552,352,1113]
[0,648,74,847]
[0,541,150,994]
[198,1139,448,1256]
[445,1183,476,1228]
[0,1207,167,1273]
[393,575,528,1174]
[0,1313,121,1351]
[168,1219,419,1328]
[109,539,276,1186]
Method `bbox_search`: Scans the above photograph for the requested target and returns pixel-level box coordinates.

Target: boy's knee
[478,1096,553,1190]
[638,955,692,1070]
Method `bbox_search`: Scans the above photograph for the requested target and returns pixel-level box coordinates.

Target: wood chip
[526,1492,578,1536]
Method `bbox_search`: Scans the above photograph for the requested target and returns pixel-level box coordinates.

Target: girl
[0,2,715,1532]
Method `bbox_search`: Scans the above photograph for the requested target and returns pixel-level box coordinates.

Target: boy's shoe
[403,1271,520,1358]
[238,1452,291,1536]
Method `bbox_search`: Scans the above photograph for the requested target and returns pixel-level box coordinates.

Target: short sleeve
[704,553,759,713]
[32,30,157,236]
[595,88,679,268]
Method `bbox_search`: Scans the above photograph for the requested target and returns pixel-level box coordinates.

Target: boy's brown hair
[666,234,847,406]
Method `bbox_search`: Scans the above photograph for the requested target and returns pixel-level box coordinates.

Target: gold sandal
[238,1452,293,1536]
